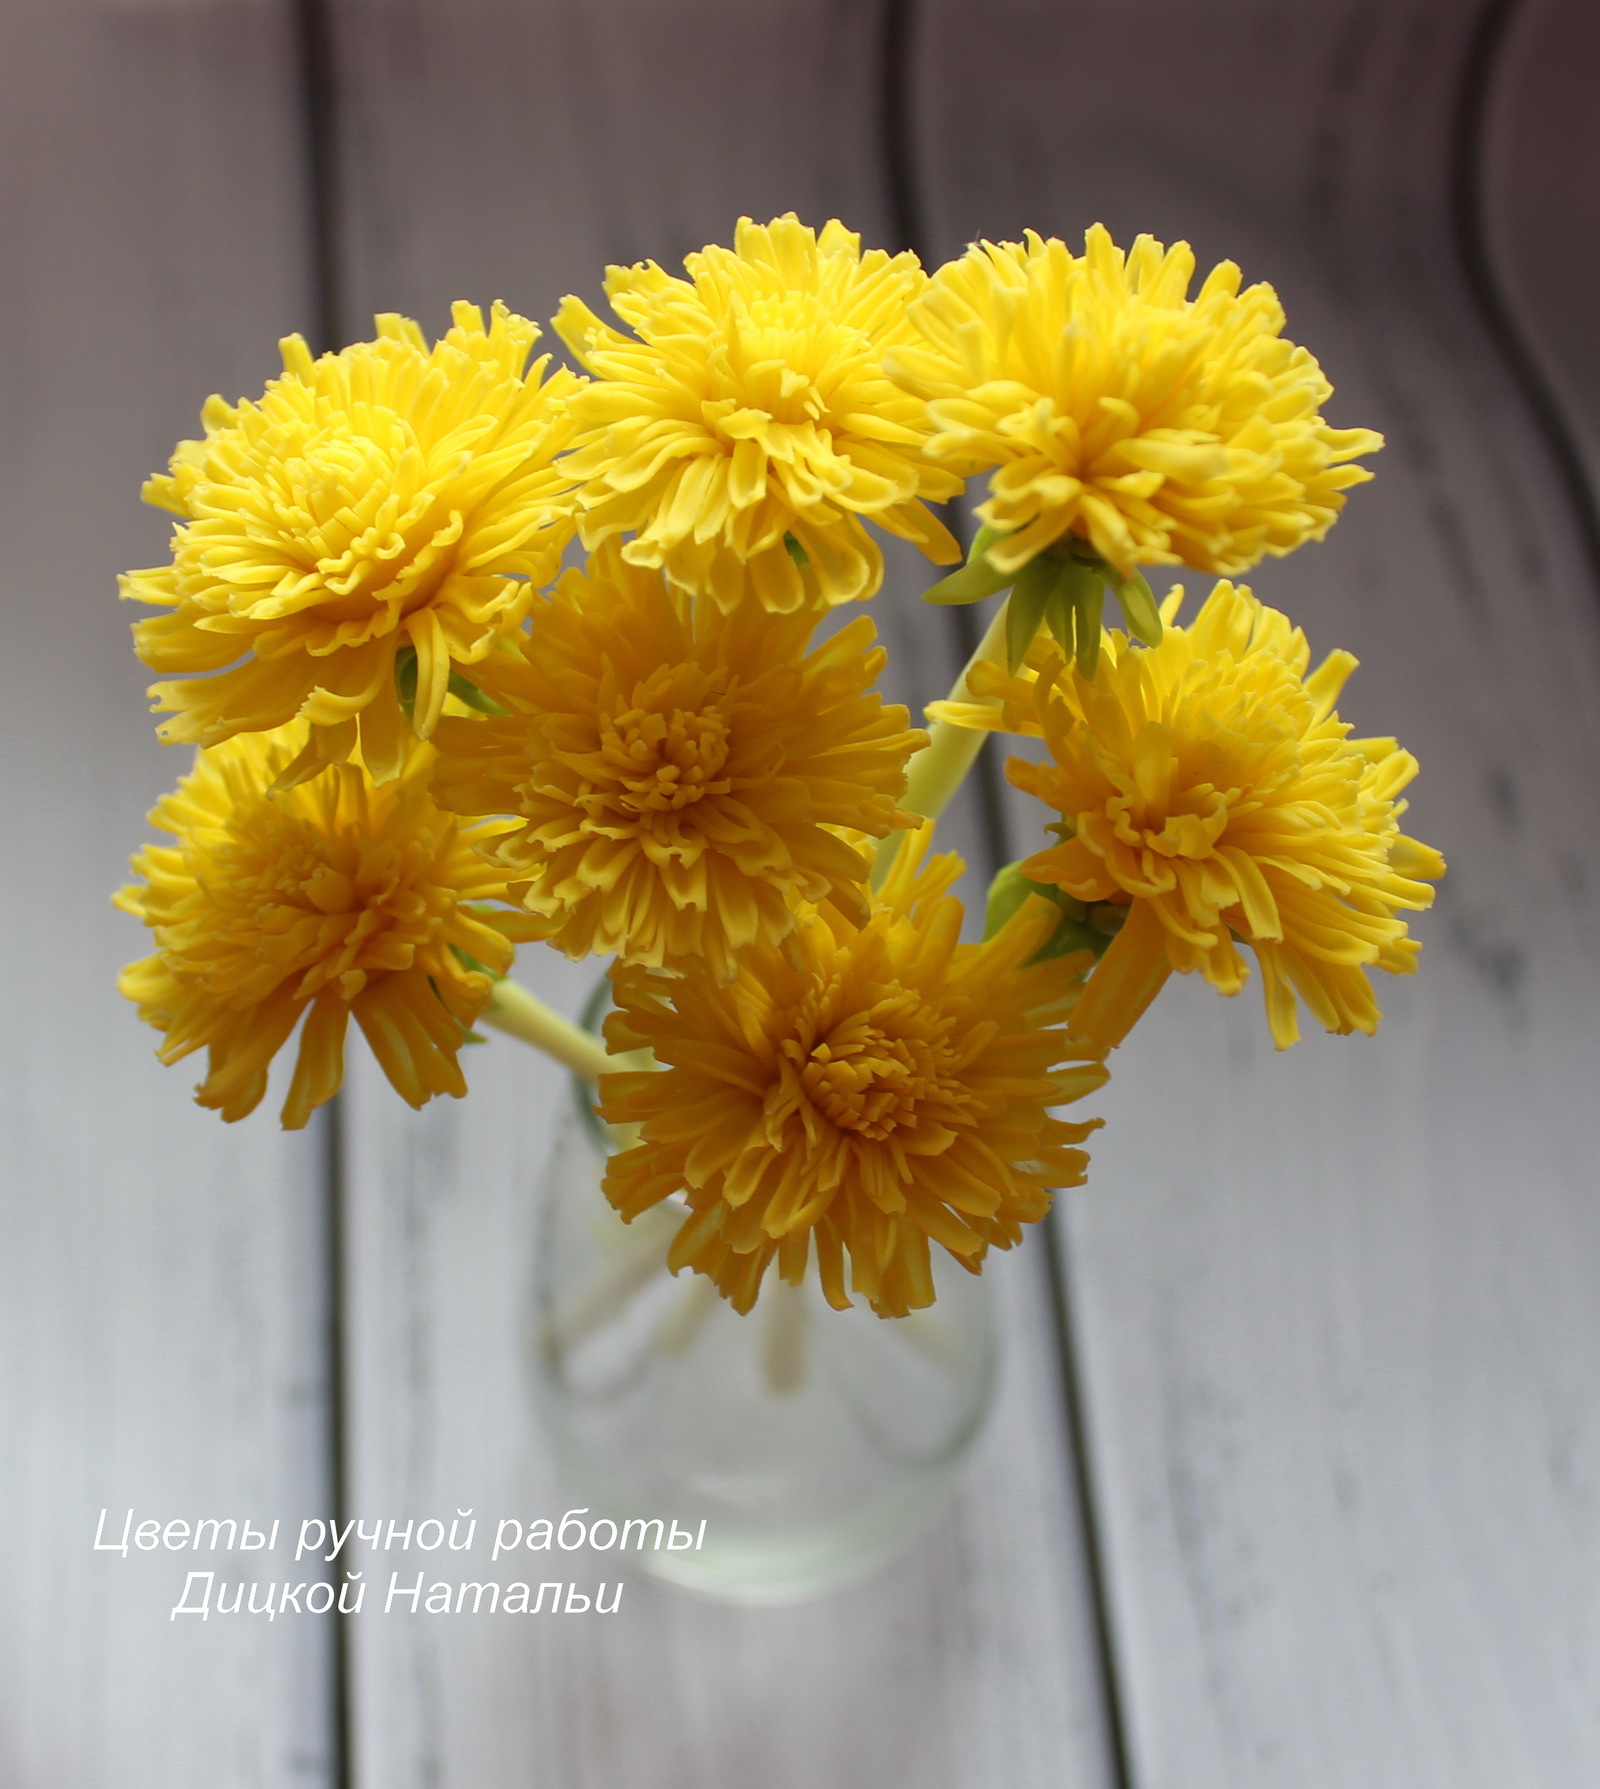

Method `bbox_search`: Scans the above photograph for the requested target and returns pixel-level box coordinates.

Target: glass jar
[528,989,999,1605]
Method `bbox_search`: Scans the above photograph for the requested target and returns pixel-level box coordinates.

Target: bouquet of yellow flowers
[115,215,1443,1321]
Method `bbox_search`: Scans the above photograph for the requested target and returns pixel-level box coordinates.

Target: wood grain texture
[330,4,1116,1784]
[0,4,336,1783]
[914,2,1600,1783]
[21,1,1595,1781]
[1482,0,1600,511]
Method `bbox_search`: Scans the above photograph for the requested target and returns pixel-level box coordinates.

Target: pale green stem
[482,978,611,1085]
[544,1206,680,1355]
[871,597,1010,889]
[656,1272,720,1357]
[761,1278,810,1395]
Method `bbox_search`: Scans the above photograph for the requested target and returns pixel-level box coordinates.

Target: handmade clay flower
[553,214,962,613]
[123,303,580,786]
[599,833,1108,1317]
[429,540,926,981]
[117,726,538,1127]
[892,225,1382,585]
[932,580,1445,1050]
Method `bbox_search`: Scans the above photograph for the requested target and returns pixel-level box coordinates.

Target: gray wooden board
[0,2,337,1784]
[1486,0,1600,506]
[331,2,1117,1783]
[915,1,1600,1783]
[20,1,1594,1781]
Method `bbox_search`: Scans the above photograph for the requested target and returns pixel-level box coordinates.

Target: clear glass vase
[528,993,999,1606]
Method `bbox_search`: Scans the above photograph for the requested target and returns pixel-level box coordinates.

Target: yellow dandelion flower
[429,539,926,982]
[552,214,963,614]
[598,833,1108,1319]
[891,225,1382,582]
[121,303,581,787]
[932,582,1445,1052]
[115,726,540,1129]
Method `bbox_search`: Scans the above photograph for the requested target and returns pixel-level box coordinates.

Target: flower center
[602,703,732,814]
[249,413,455,624]
[796,997,958,1142]
[581,661,739,822]
[200,787,446,1001]
[705,293,865,427]
[1090,692,1305,861]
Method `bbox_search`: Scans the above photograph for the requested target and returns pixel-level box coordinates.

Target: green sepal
[449,941,508,982]
[1110,567,1163,646]
[922,522,1017,605]
[1042,536,1163,652]
[446,670,508,716]
[1048,559,1095,657]
[395,644,419,720]
[983,861,1109,965]
[395,647,508,720]
[1006,556,1062,671]
[1072,577,1106,679]
[784,531,810,568]
[1044,579,1077,657]
[1087,903,1128,938]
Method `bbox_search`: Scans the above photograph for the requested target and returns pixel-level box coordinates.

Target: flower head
[890,226,1382,581]
[122,304,580,786]
[429,540,926,982]
[933,581,1445,1050]
[598,834,1108,1318]
[553,214,963,614]
[116,726,539,1128]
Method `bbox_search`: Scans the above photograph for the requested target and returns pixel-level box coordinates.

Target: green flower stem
[871,598,1011,890]
[483,978,612,1085]
[762,1278,809,1394]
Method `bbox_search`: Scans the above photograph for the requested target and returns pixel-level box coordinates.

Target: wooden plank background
[0,2,336,1784]
[916,2,1600,1784]
[5,0,1599,1785]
